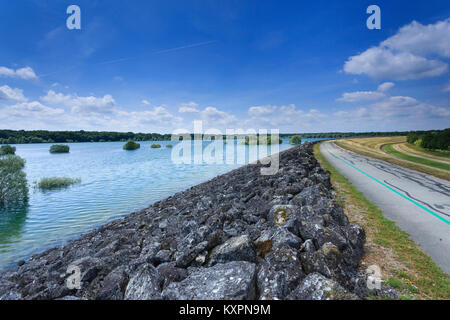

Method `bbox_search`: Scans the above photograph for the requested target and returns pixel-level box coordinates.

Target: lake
[0,138,329,269]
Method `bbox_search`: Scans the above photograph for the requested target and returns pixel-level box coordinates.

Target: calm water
[0,138,328,269]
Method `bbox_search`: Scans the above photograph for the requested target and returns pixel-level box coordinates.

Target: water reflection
[0,202,28,246]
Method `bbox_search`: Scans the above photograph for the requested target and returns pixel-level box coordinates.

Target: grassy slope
[313,142,450,300]
[400,143,450,160]
[384,144,450,171]
[335,140,450,181]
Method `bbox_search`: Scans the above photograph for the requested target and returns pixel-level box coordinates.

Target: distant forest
[406,128,450,150]
[0,129,413,145]
[0,130,409,144]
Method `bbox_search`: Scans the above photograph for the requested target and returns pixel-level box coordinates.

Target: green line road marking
[323,143,450,226]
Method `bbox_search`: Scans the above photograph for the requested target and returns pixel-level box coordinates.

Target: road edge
[314,141,450,300]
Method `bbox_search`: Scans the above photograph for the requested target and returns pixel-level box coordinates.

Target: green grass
[151,144,161,148]
[405,143,450,159]
[384,144,450,171]
[36,177,81,190]
[314,142,450,300]
[387,278,403,288]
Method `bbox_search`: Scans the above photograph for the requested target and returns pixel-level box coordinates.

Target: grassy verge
[314,142,450,300]
[384,144,450,171]
[335,141,450,181]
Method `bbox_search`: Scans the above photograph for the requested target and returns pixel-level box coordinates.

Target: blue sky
[0,0,449,133]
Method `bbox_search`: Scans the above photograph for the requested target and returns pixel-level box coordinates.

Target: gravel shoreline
[0,143,373,300]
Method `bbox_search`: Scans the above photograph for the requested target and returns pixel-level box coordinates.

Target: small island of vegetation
[289,135,302,145]
[166,144,173,148]
[123,140,140,150]
[36,177,81,191]
[241,135,283,145]
[49,144,70,154]
[151,144,161,149]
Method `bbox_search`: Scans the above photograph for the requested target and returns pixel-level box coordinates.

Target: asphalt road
[320,141,450,275]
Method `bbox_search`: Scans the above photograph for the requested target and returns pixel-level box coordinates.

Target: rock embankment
[0,143,369,300]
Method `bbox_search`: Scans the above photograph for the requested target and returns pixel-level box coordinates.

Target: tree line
[0,130,172,144]
[406,128,450,150]
[0,129,417,145]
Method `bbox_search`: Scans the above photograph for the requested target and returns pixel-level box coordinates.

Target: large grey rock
[124,264,162,300]
[300,242,350,288]
[162,261,257,300]
[207,235,256,266]
[288,273,358,300]
[255,227,302,254]
[258,245,305,297]
[95,266,129,300]
[267,205,301,234]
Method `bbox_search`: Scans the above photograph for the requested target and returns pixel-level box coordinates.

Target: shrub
[244,136,282,145]
[151,144,161,149]
[123,140,140,150]
[414,139,422,147]
[0,145,16,156]
[50,144,70,154]
[37,177,81,190]
[0,155,28,206]
[166,144,173,148]
[289,135,302,145]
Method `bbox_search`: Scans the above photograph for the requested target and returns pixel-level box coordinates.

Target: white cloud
[377,82,395,92]
[0,85,27,102]
[0,101,64,120]
[334,94,450,122]
[381,19,450,58]
[0,66,37,80]
[344,47,447,80]
[41,90,72,105]
[248,105,276,117]
[178,102,200,113]
[141,99,150,105]
[201,106,236,126]
[246,104,328,132]
[337,82,395,102]
[337,91,385,102]
[343,18,450,80]
[41,90,116,115]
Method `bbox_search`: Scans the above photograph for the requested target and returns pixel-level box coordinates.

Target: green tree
[289,135,302,145]
[0,145,16,156]
[0,155,28,206]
